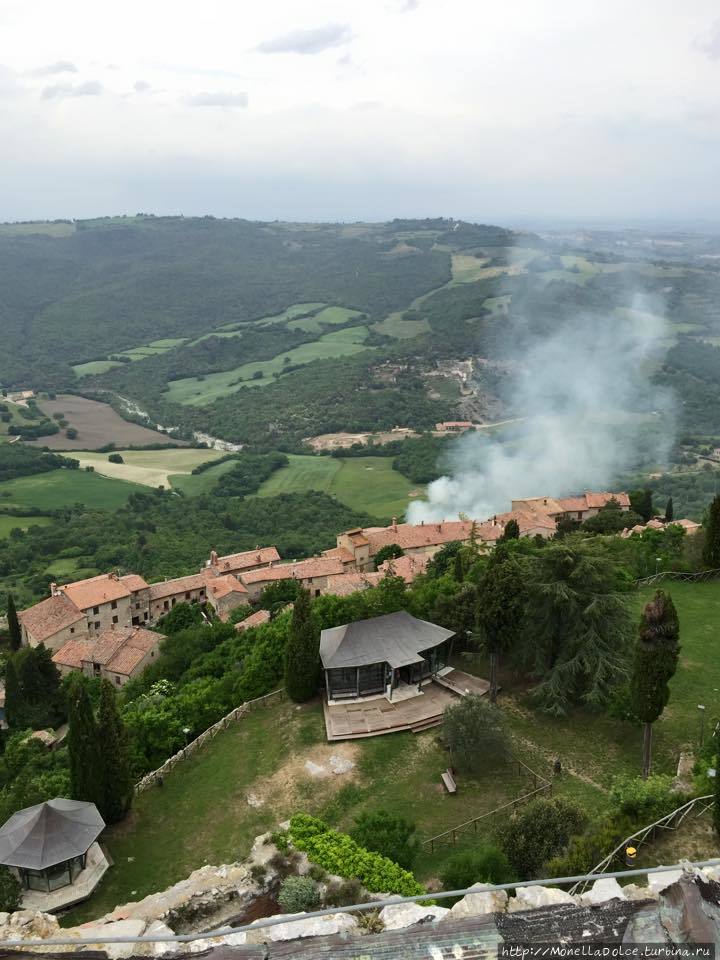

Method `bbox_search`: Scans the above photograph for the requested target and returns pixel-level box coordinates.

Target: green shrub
[440,846,515,891]
[500,797,587,879]
[442,695,509,774]
[271,829,290,853]
[0,865,21,911]
[249,864,267,884]
[278,875,320,913]
[609,775,679,822]
[288,814,425,897]
[323,878,365,907]
[308,864,328,883]
[350,810,418,869]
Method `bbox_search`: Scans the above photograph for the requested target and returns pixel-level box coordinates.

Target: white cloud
[133,80,151,93]
[695,18,720,59]
[182,91,249,108]
[41,80,103,99]
[30,59,77,76]
[256,23,352,55]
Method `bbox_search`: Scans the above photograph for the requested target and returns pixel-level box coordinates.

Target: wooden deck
[323,670,489,741]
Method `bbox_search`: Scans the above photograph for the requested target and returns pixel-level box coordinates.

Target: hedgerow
[287,814,425,897]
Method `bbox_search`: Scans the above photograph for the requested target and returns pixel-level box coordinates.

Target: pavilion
[0,798,109,911]
[320,610,455,702]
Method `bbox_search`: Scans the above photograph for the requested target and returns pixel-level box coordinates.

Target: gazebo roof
[320,610,454,670]
[0,798,104,870]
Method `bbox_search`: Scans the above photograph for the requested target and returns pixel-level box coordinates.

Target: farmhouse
[321,611,455,702]
[52,625,164,687]
[59,573,150,636]
[377,553,429,583]
[240,557,345,601]
[19,593,88,652]
[204,574,249,620]
[148,573,208,620]
[511,491,631,523]
[435,420,475,432]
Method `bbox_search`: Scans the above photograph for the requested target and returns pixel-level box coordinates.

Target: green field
[254,454,423,519]
[0,515,54,538]
[0,221,75,237]
[73,448,225,488]
[166,326,373,406]
[0,469,139,511]
[73,338,190,376]
[170,458,241,496]
[72,359,125,377]
[0,402,30,443]
[287,306,361,333]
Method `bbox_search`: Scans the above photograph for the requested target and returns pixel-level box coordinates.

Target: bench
[441,769,457,794]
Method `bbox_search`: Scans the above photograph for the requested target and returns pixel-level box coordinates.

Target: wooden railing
[569,793,714,894]
[134,688,285,793]
[423,759,552,853]
[635,568,720,588]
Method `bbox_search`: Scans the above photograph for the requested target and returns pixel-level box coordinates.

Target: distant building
[52,625,164,687]
[511,491,631,524]
[435,421,474,432]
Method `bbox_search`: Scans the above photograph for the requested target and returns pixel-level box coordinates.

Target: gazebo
[321,610,455,701]
[0,798,105,895]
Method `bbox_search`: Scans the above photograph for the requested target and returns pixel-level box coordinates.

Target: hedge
[288,814,425,897]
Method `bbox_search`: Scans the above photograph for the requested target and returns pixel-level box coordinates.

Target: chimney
[210,549,218,566]
[392,517,398,531]
[421,520,424,526]
[50,582,58,597]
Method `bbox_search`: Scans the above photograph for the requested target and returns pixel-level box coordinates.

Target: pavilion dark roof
[0,798,104,870]
[320,611,454,670]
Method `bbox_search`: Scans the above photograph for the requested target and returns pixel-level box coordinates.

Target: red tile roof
[206,575,248,600]
[211,546,280,573]
[52,638,95,670]
[321,546,356,564]
[364,520,476,552]
[119,573,150,593]
[19,595,86,643]
[325,572,384,597]
[241,557,344,585]
[60,574,131,610]
[378,554,429,583]
[235,609,271,631]
[148,573,208,601]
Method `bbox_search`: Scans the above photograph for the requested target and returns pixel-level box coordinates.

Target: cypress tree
[499,518,520,542]
[476,545,526,703]
[97,680,134,823]
[67,678,103,809]
[630,590,680,779]
[6,596,21,652]
[664,498,674,523]
[703,495,720,569]
[284,589,319,703]
[3,658,21,729]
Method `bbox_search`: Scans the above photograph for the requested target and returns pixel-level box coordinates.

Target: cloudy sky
[1,0,719,222]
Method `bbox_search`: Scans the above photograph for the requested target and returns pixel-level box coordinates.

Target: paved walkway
[323,670,489,741]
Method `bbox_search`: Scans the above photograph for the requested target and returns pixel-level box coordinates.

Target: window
[70,627,75,635]
[92,606,99,615]
[144,612,148,620]
[163,601,169,611]
[112,615,118,624]
[115,675,121,685]
[150,651,154,657]
[185,592,190,600]
[111,600,117,610]
[94,621,100,630]
[315,589,321,597]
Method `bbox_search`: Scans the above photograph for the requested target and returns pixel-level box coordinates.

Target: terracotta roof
[206,575,248,600]
[235,609,271,631]
[584,491,630,509]
[20,595,87,643]
[211,546,280,573]
[512,497,566,514]
[241,557,345,585]
[60,574,131,611]
[241,565,296,586]
[555,496,588,513]
[674,518,701,532]
[91,626,162,677]
[148,573,208,601]
[52,638,96,670]
[119,573,150,593]
[325,572,384,597]
[378,554,429,583]
[321,546,356,564]
[345,530,370,546]
[493,510,557,532]
[365,520,476,552]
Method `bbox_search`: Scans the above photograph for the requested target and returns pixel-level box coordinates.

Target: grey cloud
[400,0,420,11]
[134,80,151,93]
[31,60,78,76]
[256,23,352,55]
[41,80,103,99]
[183,91,249,108]
[695,19,720,59]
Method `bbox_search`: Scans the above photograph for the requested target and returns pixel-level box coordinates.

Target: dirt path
[503,697,609,794]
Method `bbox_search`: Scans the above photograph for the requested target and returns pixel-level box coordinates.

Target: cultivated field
[0,515,54,539]
[254,454,423,519]
[73,338,190,377]
[28,395,176,450]
[0,469,139,511]
[72,448,225,489]
[166,326,373,406]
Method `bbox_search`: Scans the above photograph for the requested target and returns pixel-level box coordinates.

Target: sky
[1,0,719,222]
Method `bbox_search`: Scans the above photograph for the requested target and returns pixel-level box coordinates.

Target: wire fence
[134,688,285,793]
[570,793,714,895]
[634,568,720,587]
[423,758,552,852]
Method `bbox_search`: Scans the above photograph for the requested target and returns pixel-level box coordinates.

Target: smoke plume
[408,298,674,523]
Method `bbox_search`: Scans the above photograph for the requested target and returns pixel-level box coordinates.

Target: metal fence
[134,688,285,793]
[423,759,552,853]
[570,793,714,895]
[634,568,720,588]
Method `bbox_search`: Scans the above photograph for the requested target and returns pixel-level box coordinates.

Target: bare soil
[306,428,418,451]
[28,395,181,450]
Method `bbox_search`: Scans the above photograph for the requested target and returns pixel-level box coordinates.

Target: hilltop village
[18,489,698,686]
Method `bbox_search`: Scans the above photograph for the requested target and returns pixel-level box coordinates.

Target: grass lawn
[73,360,125,377]
[0,402,34,443]
[254,454,423,519]
[73,449,225,489]
[166,327,373,406]
[74,338,190,376]
[0,515,53,538]
[170,458,241,496]
[451,254,492,283]
[0,469,140,511]
[287,306,361,333]
[62,698,601,925]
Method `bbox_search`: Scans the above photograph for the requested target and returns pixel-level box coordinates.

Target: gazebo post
[324,670,331,702]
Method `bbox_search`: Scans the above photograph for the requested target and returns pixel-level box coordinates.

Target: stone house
[53,625,164,687]
[204,546,280,578]
[240,557,345,602]
[19,594,88,652]
[511,491,631,524]
[59,573,150,637]
[148,573,209,621]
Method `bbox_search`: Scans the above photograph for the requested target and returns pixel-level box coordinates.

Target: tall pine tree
[703,495,720,569]
[476,545,526,703]
[284,589,319,703]
[6,596,21,652]
[664,498,674,523]
[630,590,680,779]
[97,680,134,823]
[67,678,103,810]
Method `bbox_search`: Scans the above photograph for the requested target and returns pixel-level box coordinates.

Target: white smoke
[408,298,673,522]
